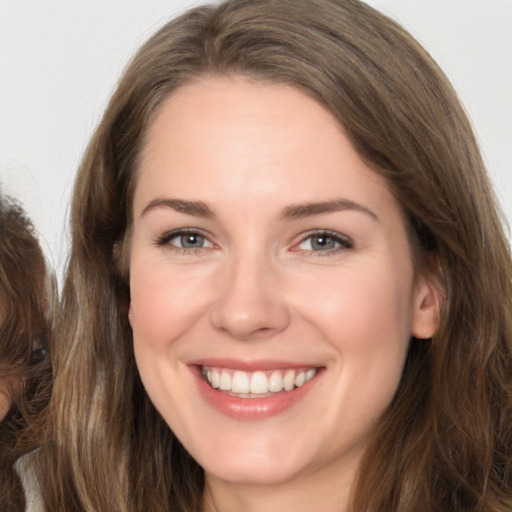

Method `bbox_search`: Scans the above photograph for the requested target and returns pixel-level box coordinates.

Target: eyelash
[154,229,354,256]
[295,230,354,256]
[154,229,214,254]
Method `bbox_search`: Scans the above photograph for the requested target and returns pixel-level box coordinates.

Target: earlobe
[411,273,442,340]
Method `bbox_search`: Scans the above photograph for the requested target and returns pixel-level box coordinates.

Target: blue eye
[298,231,353,252]
[157,230,213,250]
[174,233,208,248]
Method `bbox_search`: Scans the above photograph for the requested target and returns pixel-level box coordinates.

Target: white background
[1,0,511,278]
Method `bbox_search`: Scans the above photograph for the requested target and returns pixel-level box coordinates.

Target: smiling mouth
[201,366,318,397]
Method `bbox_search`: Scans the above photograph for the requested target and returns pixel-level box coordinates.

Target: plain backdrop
[1,0,511,278]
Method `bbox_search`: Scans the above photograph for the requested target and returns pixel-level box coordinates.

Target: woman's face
[128,76,438,490]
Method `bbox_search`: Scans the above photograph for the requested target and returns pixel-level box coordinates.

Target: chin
[190,430,317,486]
[202,456,303,486]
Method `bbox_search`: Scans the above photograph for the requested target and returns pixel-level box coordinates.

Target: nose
[210,253,291,341]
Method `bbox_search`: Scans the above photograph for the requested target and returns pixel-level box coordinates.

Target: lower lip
[192,366,321,421]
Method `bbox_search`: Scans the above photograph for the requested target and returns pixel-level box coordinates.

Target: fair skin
[0,378,11,421]
[128,75,438,512]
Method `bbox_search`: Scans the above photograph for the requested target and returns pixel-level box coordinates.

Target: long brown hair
[42,0,512,510]
[0,193,52,511]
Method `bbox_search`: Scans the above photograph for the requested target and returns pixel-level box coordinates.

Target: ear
[128,302,134,328]
[411,270,443,340]
[112,229,132,280]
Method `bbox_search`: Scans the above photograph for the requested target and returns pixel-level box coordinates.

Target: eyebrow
[281,199,379,221]
[140,197,378,222]
[141,198,214,218]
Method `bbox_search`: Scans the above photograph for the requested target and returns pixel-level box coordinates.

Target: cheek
[129,263,202,424]
[293,257,415,391]
[300,265,414,439]
[299,259,413,337]
[129,260,209,351]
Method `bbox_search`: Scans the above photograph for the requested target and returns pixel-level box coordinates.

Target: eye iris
[311,234,335,250]
[181,233,203,248]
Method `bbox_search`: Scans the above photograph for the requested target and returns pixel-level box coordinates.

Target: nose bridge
[210,243,289,340]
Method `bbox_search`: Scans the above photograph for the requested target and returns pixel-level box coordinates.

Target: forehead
[134,75,400,225]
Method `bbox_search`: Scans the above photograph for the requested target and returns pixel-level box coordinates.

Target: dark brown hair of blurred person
[0,193,52,511]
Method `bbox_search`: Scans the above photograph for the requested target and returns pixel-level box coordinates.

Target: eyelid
[155,228,216,249]
[292,229,354,253]
[154,228,353,255]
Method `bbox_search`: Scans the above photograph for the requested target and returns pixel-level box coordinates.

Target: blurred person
[0,191,52,511]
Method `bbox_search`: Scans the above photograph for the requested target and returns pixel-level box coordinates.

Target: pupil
[313,235,334,250]
[182,234,201,248]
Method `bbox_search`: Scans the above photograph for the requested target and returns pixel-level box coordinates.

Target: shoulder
[15,451,45,512]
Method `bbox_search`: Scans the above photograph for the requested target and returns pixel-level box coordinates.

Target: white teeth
[211,368,220,388]
[250,371,269,394]
[283,369,295,391]
[268,370,284,392]
[203,366,318,395]
[219,370,231,391]
[294,371,305,387]
[231,371,250,394]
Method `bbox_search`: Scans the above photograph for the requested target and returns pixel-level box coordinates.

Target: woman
[40,0,512,510]
[0,192,52,512]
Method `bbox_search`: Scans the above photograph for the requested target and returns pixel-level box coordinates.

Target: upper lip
[187,358,322,372]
